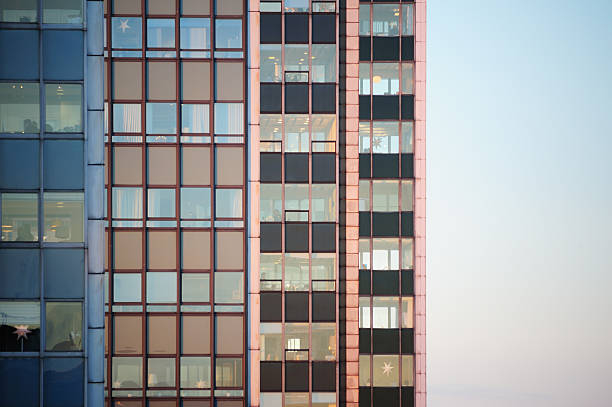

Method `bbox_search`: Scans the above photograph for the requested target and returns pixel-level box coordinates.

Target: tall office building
[1,0,425,406]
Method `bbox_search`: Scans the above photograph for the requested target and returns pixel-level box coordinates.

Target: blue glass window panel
[43,30,84,80]
[42,0,83,24]
[181,104,209,133]
[213,103,243,134]
[0,140,39,189]
[113,273,141,302]
[0,249,39,298]
[215,20,242,49]
[0,358,39,407]
[215,189,242,218]
[147,19,175,48]
[180,188,211,219]
[148,189,176,218]
[180,18,210,49]
[44,249,84,298]
[0,30,39,80]
[43,140,84,189]
[146,272,177,303]
[112,17,143,49]
[146,103,177,134]
[113,104,142,133]
[112,188,143,219]
[43,358,84,407]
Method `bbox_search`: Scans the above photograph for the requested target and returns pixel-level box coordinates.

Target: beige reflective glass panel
[180,356,211,389]
[260,323,282,361]
[312,323,336,361]
[215,147,243,185]
[359,355,370,386]
[215,0,242,15]
[215,62,243,101]
[401,297,414,328]
[114,146,142,185]
[182,0,210,15]
[114,231,143,269]
[402,63,414,94]
[285,394,309,407]
[182,231,210,269]
[216,316,243,354]
[402,238,413,269]
[182,315,211,354]
[401,180,413,211]
[43,192,84,243]
[182,146,210,185]
[111,357,143,388]
[372,180,399,212]
[148,146,176,185]
[114,315,142,354]
[148,0,175,14]
[113,0,141,14]
[148,358,175,387]
[148,315,176,354]
[372,355,399,387]
[113,61,142,100]
[182,62,210,101]
[215,231,243,269]
[148,62,177,100]
[402,355,414,386]
[148,231,177,269]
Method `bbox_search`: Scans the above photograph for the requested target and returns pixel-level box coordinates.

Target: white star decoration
[381,361,394,376]
[13,325,31,340]
[119,19,130,33]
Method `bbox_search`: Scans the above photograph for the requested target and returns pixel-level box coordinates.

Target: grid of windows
[0,2,88,407]
[104,0,247,405]
[357,1,416,406]
[259,1,339,406]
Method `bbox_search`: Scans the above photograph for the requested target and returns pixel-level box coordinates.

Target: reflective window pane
[401,180,413,212]
[402,4,414,36]
[372,238,399,270]
[0,83,39,133]
[1,193,38,242]
[113,104,141,133]
[284,114,309,152]
[359,239,370,269]
[401,121,414,153]
[182,315,211,354]
[359,180,370,211]
[260,254,282,283]
[215,189,242,218]
[114,315,142,354]
[181,273,210,303]
[285,45,309,73]
[147,189,175,218]
[148,315,177,354]
[181,104,209,133]
[401,297,414,328]
[43,0,82,24]
[359,355,370,386]
[402,238,413,269]
[0,301,40,352]
[214,103,243,134]
[146,103,177,134]
[371,121,399,153]
[147,358,175,387]
[372,180,399,212]
[216,315,243,354]
[372,297,399,329]
[359,5,370,35]
[43,358,84,407]
[402,355,414,386]
[359,63,370,96]
[260,45,282,83]
[181,188,211,219]
[215,358,242,387]
[372,355,399,386]
[311,45,335,83]
[260,184,282,222]
[45,84,82,132]
[180,356,211,388]
[372,63,399,96]
[359,297,370,328]
[112,17,143,49]
[214,272,244,304]
[372,5,400,36]
[312,323,336,361]
[359,121,370,153]
[147,19,175,48]
[45,302,82,351]
[180,18,210,49]
[260,323,282,361]
[146,272,177,303]
[113,273,141,302]
[311,184,336,222]
[0,0,37,22]
[311,253,336,281]
[215,19,242,48]
[284,253,308,291]
[112,357,143,388]
[112,188,143,219]
[285,0,308,12]
[43,192,84,243]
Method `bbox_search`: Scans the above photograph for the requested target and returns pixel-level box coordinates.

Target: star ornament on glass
[119,19,130,33]
[381,361,394,376]
[13,325,32,341]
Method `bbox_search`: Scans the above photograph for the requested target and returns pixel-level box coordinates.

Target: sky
[426,1,612,406]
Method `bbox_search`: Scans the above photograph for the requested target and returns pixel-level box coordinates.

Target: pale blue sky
[427,1,612,406]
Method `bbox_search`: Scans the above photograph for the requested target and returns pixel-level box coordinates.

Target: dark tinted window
[43,140,84,189]
[44,249,84,299]
[0,249,39,298]
[401,95,414,120]
[359,328,371,353]
[401,212,414,237]
[43,30,84,80]
[372,154,398,178]
[312,292,335,322]
[285,84,308,113]
[401,153,414,178]
[285,14,309,43]
[285,223,308,252]
[285,153,308,182]
[372,95,399,119]
[402,387,415,406]
[359,212,371,237]
[373,37,399,61]
[359,270,371,295]
[260,362,282,391]
[285,292,308,322]
[312,15,335,43]
[0,30,39,80]
[360,387,372,407]
[372,329,399,354]
[312,153,335,183]
[261,153,282,182]
[261,292,282,321]
[372,271,399,296]
[43,358,84,407]
[312,361,336,391]
[359,153,371,178]
[312,84,335,113]
[0,358,39,407]
[285,361,309,391]
[359,95,371,120]
[0,140,39,189]
[260,14,282,43]
[401,36,414,61]
[359,37,371,61]
[372,212,399,237]
[373,388,399,406]
[401,328,414,353]
[261,223,282,252]
[260,84,282,113]
[312,223,335,252]
[401,270,414,295]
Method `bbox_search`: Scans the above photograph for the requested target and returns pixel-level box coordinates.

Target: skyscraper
[0,0,425,406]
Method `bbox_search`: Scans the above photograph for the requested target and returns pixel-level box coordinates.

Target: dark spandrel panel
[43,358,84,407]
[0,30,39,80]
[372,154,399,178]
[312,223,335,252]
[372,212,399,237]
[285,14,309,43]
[373,37,399,61]
[359,270,371,295]
[402,386,415,407]
[0,249,39,298]
[401,328,414,354]
[312,14,335,43]
[360,387,372,407]
[260,13,282,43]
[285,83,309,113]
[401,270,414,296]
[312,292,335,322]
[372,271,399,296]
[260,83,282,113]
[43,140,84,189]
[372,329,399,354]
[285,293,309,322]
[0,358,39,407]
[359,328,371,354]
[0,140,39,189]
[359,153,371,178]
[401,212,414,237]
[260,362,282,391]
[261,153,282,182]
[286,223,309,252]
[401,153,414,179]
[261,292,282,321]
[43,30,84,80]
[44,249,85,299]
[359,212,371,237]
[373,387,399,407]
[261,223,282,252]
[372,95,399,119]
[359,95,371,120]
[285,361,309,391]
[285,153,309,182]
[401,36,415,61]
[401,94,414,120]
[312,362,336,391]
[312,83,336,113]
[312,153,336,183]
[359,36,371,61]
